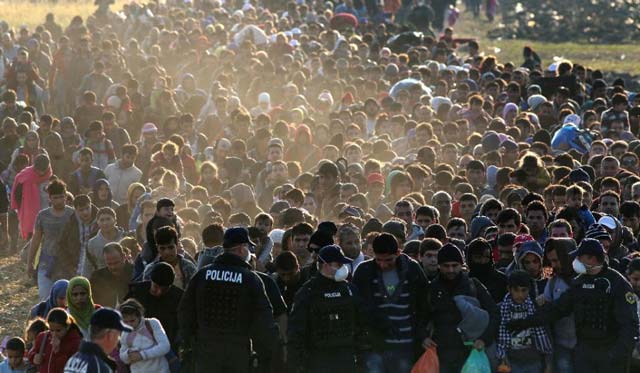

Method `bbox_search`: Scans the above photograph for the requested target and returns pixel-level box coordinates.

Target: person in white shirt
[104,144,142,204]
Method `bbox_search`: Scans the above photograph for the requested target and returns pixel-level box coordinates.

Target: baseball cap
[367,172,385,185]
[339,206,361,218]
[90,308,133,332]
[318,245,352,264]
[142,122,158,133]
[597,216,617,230]
[269,229,285,244]
[223,227,256,248]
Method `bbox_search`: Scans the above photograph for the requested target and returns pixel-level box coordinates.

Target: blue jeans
[37,268,54,301]
[510,359,543,373]
[554,345,575,373]
[364,349,413,373]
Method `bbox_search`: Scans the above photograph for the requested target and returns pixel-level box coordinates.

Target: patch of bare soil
[0,254,39,338]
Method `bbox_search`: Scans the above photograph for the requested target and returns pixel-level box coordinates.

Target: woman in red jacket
[28,308,82,373]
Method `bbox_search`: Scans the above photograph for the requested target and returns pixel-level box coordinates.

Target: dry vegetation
[0,254,38,337]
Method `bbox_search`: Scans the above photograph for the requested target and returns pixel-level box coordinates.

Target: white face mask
[333,264,350,282]
[244,248,252,263]
[572,258,587,274]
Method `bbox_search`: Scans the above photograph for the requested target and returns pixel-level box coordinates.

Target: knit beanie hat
[438,243,464,264]
[150,262,175,287]
[585,224,611,241]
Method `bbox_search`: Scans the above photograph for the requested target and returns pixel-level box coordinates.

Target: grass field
[0,0,128,30]
[2,0,640,75]
[453,11,640,75]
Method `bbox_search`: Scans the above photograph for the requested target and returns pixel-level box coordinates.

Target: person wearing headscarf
[502,102,519,126]
[66,276,101,337]
[60,117,84,154]
[11,130,47,166]
[10,154,52,240]
[285,124,318,165]
[43,132,73,183]
[91,178,119,209]
[29,279,69,320]
[116,182,146,231]
[229,183,263,219]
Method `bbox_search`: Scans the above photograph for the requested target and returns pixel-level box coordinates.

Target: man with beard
[467,237,508,304]
[337,223,366,273]
[425,243,499,373]
[0,118,20,171]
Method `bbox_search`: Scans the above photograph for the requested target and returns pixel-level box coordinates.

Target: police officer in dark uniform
[510,238,640,373]
[287,245,369,373]
[64,308,132,373]
[178,227,279,373]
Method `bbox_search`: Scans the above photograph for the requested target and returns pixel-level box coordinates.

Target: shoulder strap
[549,276,557,300]
[144,319,157,345]
[39,332,48,355]
[469,277,478,299]
[86,249,99,271]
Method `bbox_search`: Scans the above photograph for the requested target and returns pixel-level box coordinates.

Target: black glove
[507,318,529,331]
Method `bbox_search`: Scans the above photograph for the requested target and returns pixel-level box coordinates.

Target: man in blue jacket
[64,308,132,373]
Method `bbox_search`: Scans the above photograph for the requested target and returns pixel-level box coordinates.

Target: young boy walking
[498,270,553,372]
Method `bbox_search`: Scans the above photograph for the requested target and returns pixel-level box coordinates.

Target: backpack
[143,320,181,373]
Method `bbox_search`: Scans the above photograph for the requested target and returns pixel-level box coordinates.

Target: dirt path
[0,254,39,338]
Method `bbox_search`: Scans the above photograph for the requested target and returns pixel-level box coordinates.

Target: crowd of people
[1,0,640,372]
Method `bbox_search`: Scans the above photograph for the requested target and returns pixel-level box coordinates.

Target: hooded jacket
[515,241,548,299]
[286,124,319,165]
[468,242,507,304]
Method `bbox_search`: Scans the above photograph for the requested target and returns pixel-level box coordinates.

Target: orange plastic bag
[411,346,439,373]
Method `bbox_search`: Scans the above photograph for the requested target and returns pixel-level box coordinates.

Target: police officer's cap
[223,227,256,248]
[318,245,352,264]
[90,308,133,332]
